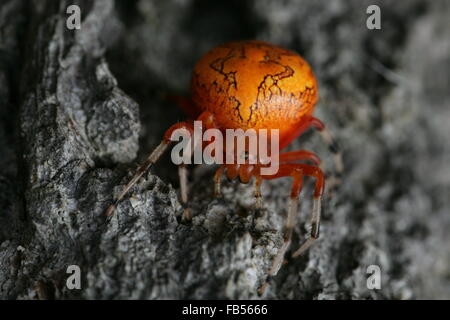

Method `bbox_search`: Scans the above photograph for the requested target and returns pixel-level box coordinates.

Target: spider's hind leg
[258,163,325,295]
[292,195,322,257]
[310,117,343,195]
[258,168,304,295]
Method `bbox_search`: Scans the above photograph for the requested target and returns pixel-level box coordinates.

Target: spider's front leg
[104,111,216,219]
[258,163,325,295]
[181,111,220,220]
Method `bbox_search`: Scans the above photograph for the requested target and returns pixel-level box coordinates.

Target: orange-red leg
[279,150,321,165]
[177,111,217,220]
[105,111,215,218]
[178,164,191,221]
[215,164,263,209]
[213,165,224,197]
[248,150,320,211]
[309,117,343,175]
[225,163,240,181]
[254,175,262,209]
[258,163,325,295]
[279,116,343,193]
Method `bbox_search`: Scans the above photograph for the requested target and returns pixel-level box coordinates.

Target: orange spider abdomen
[191,40,318,148]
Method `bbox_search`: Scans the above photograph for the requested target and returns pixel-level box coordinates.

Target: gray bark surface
[0,0,449,299]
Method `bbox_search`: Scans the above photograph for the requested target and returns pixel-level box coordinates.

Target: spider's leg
[258,163,324,295]
[254,175,262,209]
[292,195,322,257]
[105,111,215,218]
[278,150,321,165]
[258,167,303,295]
[178,164,191,221]
[177,110,219,221]
[274,150,323,255]
[214,165,225,197]
[277,117,342,194]
[104,140,171,217]
[309,117,343,194]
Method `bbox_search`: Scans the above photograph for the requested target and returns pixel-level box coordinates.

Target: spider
[105,40,343,294]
